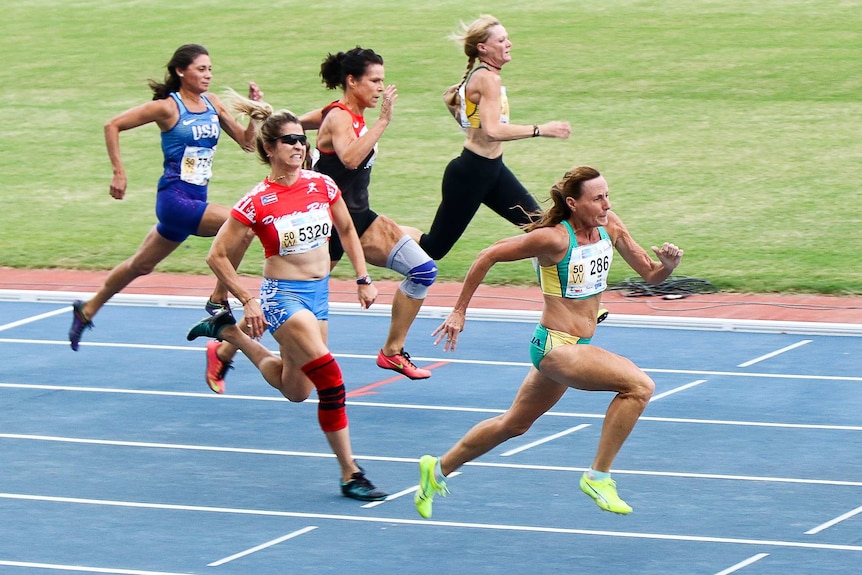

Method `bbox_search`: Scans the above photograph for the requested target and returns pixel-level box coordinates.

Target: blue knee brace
[400,259,437,299]
[387,236,437,299]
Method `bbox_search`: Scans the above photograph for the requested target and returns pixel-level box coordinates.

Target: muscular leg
[222,310,362,482]
[384,290,423,356]
[439,368,567,476]
[80,226,180,320]
[360,216,426,355]
[538,345,655,472]
[358,214,401,265]
[217,323,287,393]
[400,224,423,245]
[272,312,363,482]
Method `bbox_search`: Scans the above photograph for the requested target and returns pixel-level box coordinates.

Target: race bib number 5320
[274,209,332,255]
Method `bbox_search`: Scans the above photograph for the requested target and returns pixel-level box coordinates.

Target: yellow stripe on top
[462,95,481,128]
[537,221,612,299]
[538,261,564,297]
[458,65,510,130]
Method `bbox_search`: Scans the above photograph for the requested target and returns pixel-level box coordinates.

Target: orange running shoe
[205,340,233,394]
[376,348,431,380]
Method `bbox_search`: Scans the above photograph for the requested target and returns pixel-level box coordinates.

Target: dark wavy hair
[147,44,209,100]
[319,46,384,90]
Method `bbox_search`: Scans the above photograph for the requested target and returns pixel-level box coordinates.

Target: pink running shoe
[376,348,431,380]
[205,340,233,394]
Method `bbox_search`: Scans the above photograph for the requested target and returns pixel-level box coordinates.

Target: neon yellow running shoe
[579,472,632,514]
[415,455,449,518]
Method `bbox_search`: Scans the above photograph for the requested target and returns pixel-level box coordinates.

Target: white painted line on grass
[208,526,318,566]
[714,553,769,574]
[805,504,862,535]
[737,340,812,367]
[501,424,591,456]
[0,306,70,332]
[649,380,707,402]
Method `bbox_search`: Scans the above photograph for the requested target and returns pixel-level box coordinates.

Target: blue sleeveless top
[158,93,220,190]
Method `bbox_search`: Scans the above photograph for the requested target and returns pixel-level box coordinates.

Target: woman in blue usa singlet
[69,44,261,351]
[414,166,684,519]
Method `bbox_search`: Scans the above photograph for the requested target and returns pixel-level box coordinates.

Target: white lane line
[3,432,862,487]
[737,340,812,367]
[361,472,462,509]
[0,339,206,351]
[644,368,862,382]
[4,358,860,383]
[5,383,862,432]
[0,307,70,332]
[714,553,769,574]
[208,526,318,566]
[363,485,419,508]
[1,342,861,383]
[3,492,862,553]
[649,379,707,402]
[805,505,862,535]
[0,560,194,574]
[501,424,591,456]
[0,339,530,365]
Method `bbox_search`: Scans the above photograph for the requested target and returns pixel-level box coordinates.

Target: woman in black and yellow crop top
[413,166,684,519]
[413,14,572,260]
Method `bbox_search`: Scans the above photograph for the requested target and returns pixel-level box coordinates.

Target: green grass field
[1,0,860,294]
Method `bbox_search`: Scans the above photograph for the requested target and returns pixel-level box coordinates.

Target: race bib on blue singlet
[180,146,215,185]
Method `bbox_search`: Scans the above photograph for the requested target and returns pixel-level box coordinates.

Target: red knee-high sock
[301,353,348,432]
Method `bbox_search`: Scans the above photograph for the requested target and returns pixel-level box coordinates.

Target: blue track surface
[1,299,861,574]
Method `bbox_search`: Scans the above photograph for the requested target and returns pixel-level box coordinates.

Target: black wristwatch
[356,274,373,285]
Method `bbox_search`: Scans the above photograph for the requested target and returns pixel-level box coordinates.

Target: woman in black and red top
[313,47,438,381]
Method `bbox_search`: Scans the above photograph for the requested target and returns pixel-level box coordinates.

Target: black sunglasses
[272,134,307,146]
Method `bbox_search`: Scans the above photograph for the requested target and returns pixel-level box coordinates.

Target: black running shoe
[341,469,388,502]
[186,309,236,341]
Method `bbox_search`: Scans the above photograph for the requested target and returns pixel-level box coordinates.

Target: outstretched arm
[104,98,176,200]
[432,228,564,351]
[473,71,571,142]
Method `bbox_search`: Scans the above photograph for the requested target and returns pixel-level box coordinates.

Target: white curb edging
[2,289,861,337]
